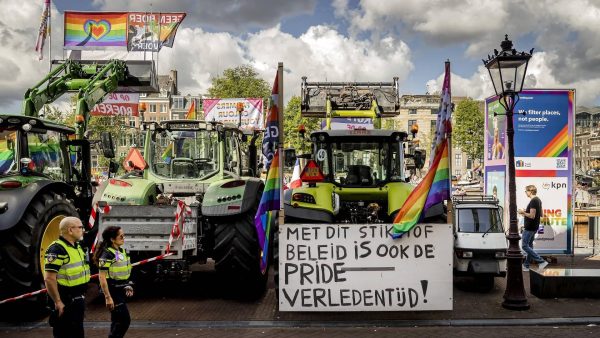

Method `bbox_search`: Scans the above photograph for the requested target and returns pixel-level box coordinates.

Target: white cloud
[92,0,316,33]
[160,24,414,105]
[0,0,68,113]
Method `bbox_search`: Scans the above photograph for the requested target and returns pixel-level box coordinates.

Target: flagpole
[445,60,453,224]
[48,0,51,70]
[277,62,284,212]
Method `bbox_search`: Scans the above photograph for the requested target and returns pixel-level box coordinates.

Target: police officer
[44,216,90,338]
[93,226,133,338]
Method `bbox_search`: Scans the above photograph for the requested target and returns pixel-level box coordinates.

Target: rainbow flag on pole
[161,143,173,164]
[392,61,452,238]
[254,149,281,274]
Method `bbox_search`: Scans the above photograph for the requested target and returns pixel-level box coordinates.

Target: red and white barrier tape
[165,200,192,254]
[0,252,174,305]
[89,203,112,254]
[2,200,191,305]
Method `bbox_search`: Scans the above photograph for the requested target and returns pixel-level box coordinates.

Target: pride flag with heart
[64,12,127,48]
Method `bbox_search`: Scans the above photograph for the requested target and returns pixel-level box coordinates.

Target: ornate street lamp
[483,35,533,310]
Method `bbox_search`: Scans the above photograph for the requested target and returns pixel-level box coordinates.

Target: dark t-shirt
[524,196,542,231]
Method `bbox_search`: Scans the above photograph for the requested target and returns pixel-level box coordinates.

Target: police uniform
[44,236,90,338]
[99,246,132,338]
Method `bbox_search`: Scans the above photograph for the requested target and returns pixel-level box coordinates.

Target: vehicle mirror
[100,132,115,159]
[414,149,425,169]
[109,161,119,174]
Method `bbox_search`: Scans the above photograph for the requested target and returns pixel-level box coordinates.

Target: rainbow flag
[393,61,451,238]
[0,150,14,174]
[185,99,196,120]
[254,149,281,274]
[64,12,127,48]
[161,143,173,164]
[262,72,279,170]
[393,140,449,237]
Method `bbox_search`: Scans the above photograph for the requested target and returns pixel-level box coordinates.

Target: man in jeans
[518,185,549,271]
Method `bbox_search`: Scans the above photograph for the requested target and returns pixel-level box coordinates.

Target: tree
[453,98,484,163]
[283,96,320,154]
[207,65,271,99]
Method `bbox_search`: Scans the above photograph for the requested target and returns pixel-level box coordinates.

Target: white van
[452,195,507,291]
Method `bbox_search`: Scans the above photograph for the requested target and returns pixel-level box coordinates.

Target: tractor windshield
[0,130,16,175]
[26,130,67,180]
[318,139,403,186]
[149,129,219,179]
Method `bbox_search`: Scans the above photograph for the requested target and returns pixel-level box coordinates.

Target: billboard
[484,89,574,254]
[203,98,264,131]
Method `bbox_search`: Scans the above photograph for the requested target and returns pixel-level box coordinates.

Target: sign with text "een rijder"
[279,223,453,311]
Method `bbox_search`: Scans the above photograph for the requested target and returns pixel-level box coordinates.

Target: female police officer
[93,226,133,338]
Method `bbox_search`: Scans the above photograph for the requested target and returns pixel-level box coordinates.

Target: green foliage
[207,65,271,100]
[453,98,484,162]
[283,96,320,154]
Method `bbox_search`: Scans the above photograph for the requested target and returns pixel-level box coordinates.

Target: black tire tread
[0,191,77,309]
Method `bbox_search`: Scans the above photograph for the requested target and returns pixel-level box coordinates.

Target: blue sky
[1,0,599,113]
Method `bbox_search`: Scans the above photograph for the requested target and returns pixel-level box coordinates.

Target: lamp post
[483,35,533,310]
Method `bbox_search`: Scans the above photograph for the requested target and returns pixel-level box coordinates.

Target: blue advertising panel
[485,89,574,254]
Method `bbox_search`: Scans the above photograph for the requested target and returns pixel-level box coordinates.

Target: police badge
[46,253,57,263]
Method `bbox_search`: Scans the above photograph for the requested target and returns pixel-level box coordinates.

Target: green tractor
[95,119,267,297]
[0,59,156,309]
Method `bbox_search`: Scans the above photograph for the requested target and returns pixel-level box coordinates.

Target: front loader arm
[73,60,128,139]
[21,60,86,117]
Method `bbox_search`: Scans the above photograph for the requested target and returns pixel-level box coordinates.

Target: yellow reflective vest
[101,247,131,281]
[49,239,91,287]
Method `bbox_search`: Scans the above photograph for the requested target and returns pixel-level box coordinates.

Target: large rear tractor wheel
[0,191,77,315]
[213,203,267,300]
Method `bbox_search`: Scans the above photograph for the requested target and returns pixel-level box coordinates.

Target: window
[467,159,473,169]
[149,104,157,112]
[431,109,438,115]
[25,131,67,180]
[129,119,136,128]
[408,119,417,131]
[454,153,462,167]
[120,133,127,147]
[149,116,156,122]
[172,97,184,109]
[160,103,167,113]
[430,120,437,133]
[408,109,417,115]
[160,117,167,122]
[140,93,147,98]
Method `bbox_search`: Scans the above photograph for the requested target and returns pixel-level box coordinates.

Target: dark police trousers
[108,284,131,338]
[49,295,85,338]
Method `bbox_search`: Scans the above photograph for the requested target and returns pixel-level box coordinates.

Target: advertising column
[485,89,575,254]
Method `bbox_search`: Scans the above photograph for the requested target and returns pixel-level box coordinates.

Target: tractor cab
[0,115,75,182]
[310,129,408,187]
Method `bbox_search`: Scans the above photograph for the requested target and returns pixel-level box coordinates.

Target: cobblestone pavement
[2,325,600,338]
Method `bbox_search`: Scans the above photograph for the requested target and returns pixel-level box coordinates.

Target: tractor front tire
[0,191,77,316]
[213,206,267,300]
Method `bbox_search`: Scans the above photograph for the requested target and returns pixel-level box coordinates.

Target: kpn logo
[516,160,525,167]
[542,181,566,190]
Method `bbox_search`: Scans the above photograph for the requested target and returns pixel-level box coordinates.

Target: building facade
[394,94,483,178]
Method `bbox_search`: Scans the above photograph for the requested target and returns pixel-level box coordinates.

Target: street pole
[483,35,533,310]
[502,94,530,310]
